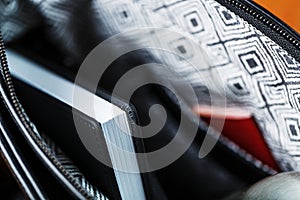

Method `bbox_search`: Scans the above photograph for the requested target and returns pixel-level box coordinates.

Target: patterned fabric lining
[86,0,300,171]
[2,0,300,172]
[0,0,39,41]
[41,133,109,200]
[16,105,108,199]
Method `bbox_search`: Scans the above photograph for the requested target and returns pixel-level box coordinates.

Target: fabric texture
[2,0,300,172]
[41,133,109,200]
[16,104,108,199]
[0,0,39,41]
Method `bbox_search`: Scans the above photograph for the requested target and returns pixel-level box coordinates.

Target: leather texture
[2,0,300,199]
[11,29,271,200]
[0,32,109,199]
[4,0,300,171]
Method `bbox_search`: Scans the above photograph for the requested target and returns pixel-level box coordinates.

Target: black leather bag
[1,0,300,199]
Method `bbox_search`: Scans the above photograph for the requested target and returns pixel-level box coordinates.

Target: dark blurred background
[0,154,24,199]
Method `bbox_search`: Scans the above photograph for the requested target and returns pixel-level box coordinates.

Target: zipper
[1,0,299,197]
[0,32,92,199]
[216,0,300,62]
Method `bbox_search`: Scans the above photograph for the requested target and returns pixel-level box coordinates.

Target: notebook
[7,49,147,200]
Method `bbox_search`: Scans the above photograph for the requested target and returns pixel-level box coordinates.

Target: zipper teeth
[4,0,298,197]
[0,33,91,198]
[223,0,300,48]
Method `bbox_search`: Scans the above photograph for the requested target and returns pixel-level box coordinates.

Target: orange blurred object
[254,0,300,33]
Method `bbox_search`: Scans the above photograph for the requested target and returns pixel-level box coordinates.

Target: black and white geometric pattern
[41,134,109,200]
[6,101,109,199]
[2,0,300,172]
[0,0,39,41]
[86,0,300,171]
[16,105,108,199]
